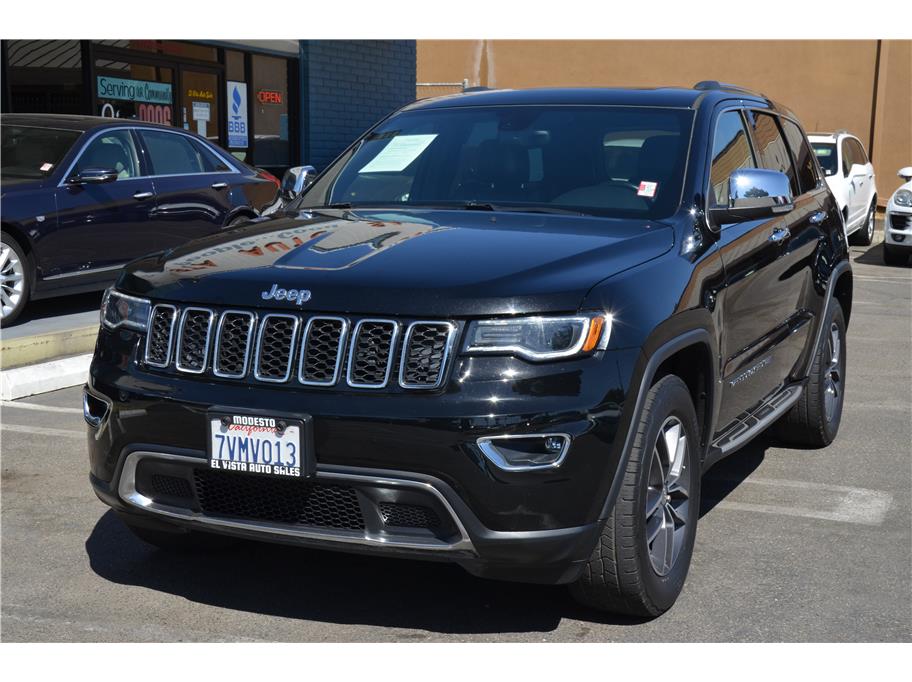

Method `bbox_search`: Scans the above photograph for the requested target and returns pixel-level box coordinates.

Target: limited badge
[637,181,658,198]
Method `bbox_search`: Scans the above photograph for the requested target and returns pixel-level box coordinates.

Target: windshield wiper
[457,202,587,216]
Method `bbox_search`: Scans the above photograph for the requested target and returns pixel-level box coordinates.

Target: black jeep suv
[87,83,852,616]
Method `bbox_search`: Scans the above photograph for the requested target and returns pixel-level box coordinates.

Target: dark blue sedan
[0,114,281,324]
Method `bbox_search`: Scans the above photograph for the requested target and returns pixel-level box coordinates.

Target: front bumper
[87,327,635,584]
[885,207,912,249]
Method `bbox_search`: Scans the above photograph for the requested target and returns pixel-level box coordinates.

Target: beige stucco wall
[417,40,912,204]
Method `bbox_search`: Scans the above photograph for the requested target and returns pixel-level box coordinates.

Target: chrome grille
[142,306,454,391]
[299,316,348,386]
[399,321,455,389]
[347,319,399,388]
[175,308,215,374]
[254,314,300,382]
[144,304,177,367]
[213,311,255,378]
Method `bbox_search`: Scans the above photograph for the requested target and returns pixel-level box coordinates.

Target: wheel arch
[1,221,33,257]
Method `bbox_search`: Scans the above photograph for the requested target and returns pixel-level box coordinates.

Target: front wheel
[0,235,30,326]
[570,375,701,616]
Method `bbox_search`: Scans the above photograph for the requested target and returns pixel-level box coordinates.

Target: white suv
[810,131,878,245]
[884,166,912,266]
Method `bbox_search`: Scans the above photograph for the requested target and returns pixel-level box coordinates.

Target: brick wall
[302,40,416,170]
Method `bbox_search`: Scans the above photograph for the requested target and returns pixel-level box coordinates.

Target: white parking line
[706,476,892,526]
[1,400,83,414]
[1,424,84,438]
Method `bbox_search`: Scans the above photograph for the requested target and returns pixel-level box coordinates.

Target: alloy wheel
[645,416,691,576]
[823,322,842,423]
[0,243,25,320]
[866,207,875,242]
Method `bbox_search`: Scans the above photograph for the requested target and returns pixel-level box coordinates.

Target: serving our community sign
[96,76,172,104]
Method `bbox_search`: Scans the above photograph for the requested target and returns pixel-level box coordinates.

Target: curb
[1,325,98,370]
[0,353,92,401]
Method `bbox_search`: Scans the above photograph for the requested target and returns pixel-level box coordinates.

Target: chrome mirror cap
[281,165,317,201]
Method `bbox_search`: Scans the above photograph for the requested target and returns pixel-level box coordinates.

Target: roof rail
[463,86,494,93]
[692,80,766,98]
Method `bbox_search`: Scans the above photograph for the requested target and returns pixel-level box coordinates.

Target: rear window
[303,105,695,220]
[812,142,838,176]
[1,125,80,180]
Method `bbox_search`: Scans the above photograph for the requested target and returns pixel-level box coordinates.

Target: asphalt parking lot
[1,229,910,642]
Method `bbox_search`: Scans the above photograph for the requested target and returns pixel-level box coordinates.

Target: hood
[120,208,674,317]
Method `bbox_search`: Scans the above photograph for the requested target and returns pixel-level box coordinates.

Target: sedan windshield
[811,142,838,176]
[1,125,81,181]
[299,105,694,220]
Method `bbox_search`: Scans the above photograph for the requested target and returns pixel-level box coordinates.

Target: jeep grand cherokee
[86,82,852,616]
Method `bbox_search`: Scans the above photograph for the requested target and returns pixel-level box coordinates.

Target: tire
[0,234,30,326]
[850,203,876,246]
[122,516,237,552]
[570,375,701,617]
[883,243,909,267]
[775,303,847,448]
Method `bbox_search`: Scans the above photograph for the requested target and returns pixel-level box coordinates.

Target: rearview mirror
[898,167,912,182]
[68,168,118,185]
[709,168,794,227]
[281,165,317,201]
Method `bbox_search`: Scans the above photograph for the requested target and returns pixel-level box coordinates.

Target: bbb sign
[227,81,248,149]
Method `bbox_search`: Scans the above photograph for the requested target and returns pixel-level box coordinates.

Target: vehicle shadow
[85,439,774,636]
[7,290,104,328]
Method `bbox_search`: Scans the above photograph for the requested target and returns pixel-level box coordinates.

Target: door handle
[211,182,229,190]
[769,227,791,243]
[809,211,827,225]
[133,191,153,200]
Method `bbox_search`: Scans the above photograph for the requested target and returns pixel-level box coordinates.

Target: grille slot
[175,307,216,374]
[148,474,193,499]
[399,321,455,389]
[347,319,399,388]
[254,314,300,382]
[890,213,912,230]
[378,502,441,529]
[193,469,365,530]
[299,316,348,386]
[214,311,256,378]
[144,304,177,368]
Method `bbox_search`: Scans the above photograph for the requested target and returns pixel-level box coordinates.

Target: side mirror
[709,168,794,227]
[281,165,317,201]
[898,167,912,182]
[68,168,118,185]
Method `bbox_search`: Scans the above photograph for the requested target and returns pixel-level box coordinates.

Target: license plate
[208,414,304,478]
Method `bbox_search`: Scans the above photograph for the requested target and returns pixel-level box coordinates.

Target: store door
[180,68,221,144]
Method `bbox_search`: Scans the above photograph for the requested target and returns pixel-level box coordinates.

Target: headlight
[465,313,611,361]
[101,288,151,331]
[894,190,912,207]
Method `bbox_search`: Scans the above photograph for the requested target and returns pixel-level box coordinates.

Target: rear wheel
[851,202,876,246]
[883,243,909,266]
[570,375,700,616]
[775,303,846,447]
[0,234,30,326]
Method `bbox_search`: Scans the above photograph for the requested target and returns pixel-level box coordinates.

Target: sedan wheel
[0,239,27,324]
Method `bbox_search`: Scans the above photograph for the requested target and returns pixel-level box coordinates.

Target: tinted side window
[781,119,819,195]
[191,139,231,173]
[709,110,755,207]
[749,112,798,196]
[841,139,853,175]
[850,138,869,166]
[140,130,208,175]
[74,130,140,180]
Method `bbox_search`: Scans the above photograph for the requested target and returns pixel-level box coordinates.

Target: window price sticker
[637,181,658,198]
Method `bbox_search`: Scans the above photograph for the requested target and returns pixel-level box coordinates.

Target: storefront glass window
[6,40,85,114]
[181,70,220,142]
[95,58,174,126]
[251,54,289,168]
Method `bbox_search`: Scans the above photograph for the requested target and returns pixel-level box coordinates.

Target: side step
[704,383,804,470]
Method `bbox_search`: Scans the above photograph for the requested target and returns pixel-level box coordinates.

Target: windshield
[1,125,81,181]
[298,105,694,220]
[811,142,838,176]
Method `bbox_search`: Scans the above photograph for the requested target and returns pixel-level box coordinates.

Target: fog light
[894,233,906,243]
[476,433,571,471]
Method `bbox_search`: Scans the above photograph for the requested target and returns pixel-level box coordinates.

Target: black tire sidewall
[631,376,702,612]
[816,304,847,444]
[0,234,30,326]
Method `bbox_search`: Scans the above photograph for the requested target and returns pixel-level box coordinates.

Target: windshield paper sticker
[359,134,438,173]
[637,181,658,198]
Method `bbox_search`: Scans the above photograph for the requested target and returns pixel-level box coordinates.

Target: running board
[705,383,804,469]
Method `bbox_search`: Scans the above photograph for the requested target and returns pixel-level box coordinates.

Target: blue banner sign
[96,76,173,104]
